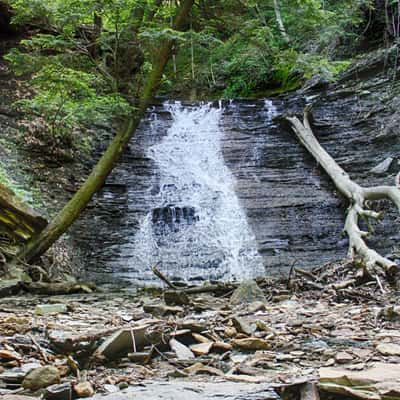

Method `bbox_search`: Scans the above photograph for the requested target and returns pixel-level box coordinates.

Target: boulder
[230,280,266,306]
[22,366,60,391]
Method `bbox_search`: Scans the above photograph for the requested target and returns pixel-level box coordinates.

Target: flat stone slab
[88,380,278,400]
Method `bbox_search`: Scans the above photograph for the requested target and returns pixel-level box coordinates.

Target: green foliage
[6,0,377,103]
[166,0,373,96]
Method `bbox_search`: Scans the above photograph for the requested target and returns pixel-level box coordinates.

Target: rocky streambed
[1,266,400,400]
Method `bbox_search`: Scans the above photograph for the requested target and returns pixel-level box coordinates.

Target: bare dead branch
[286,111,400,277]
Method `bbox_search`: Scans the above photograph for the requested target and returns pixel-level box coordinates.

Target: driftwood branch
[286,110,399,277]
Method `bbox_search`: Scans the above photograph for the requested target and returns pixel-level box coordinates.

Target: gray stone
[84,380,278,400]
[94,325,148,360]
[169,338,195,360]
[230,280,266,306]
[232,316,253,336]
[22,366,60,391]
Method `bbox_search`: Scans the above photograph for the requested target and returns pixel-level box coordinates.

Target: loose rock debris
[1,260,400,399]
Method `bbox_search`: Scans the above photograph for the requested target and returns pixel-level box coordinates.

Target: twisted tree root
[286,110,400,277]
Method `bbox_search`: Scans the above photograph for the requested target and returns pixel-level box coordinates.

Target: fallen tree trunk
[286,110,400,277]
[13,0,194,265]
[0,183,47,243]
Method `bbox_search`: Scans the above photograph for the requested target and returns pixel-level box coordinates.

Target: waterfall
[115,101,264,283]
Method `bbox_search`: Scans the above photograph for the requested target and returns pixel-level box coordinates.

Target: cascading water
[115,101,264,283]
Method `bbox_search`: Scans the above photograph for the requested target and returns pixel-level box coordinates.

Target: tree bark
[14,0,195,265]
[273,0,290,44]
[286,110,400,277]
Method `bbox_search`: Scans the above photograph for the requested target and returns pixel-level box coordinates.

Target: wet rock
[22,366,60,391]
[35,304,68,316]
[190,342,213,356]
[370,157,393,175]
[376,343,400,356]
[230,281,266,306]
[73,381,94,398]
[0,280,21,297]
[169,339,195,360]
[94,325,147,360]
[44,382,72,400]
[231,338,271,351]
[164,291,190,306]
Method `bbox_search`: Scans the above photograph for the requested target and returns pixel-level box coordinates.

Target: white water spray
[117,101,264,283]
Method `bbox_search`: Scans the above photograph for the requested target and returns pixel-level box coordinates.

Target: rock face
[22,366,60,391]
[71,46,400,283]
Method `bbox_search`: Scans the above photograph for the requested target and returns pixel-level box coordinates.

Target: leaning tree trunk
[14,0,195,265]
[286,110,400,277]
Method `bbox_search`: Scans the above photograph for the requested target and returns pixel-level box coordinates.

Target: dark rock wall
[71,48,400,282]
